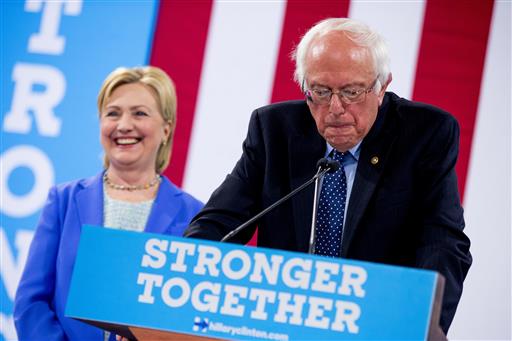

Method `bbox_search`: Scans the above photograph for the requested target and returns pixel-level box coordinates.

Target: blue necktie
[314,150,347,257]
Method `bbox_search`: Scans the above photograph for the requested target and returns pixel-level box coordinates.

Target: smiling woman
[100,82,171,182]
[13,66,204,341]
[97,68,176,203]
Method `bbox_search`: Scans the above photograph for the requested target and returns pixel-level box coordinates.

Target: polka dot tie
[314,150,347,257]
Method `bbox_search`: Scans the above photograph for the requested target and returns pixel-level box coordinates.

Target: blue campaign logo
[193,317,209,332]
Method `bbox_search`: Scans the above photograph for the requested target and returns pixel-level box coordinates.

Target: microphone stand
[307,168,324,254]
[221,160,336,243]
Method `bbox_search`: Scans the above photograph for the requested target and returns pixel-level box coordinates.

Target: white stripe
[348,0,426,99]
[449,2,511,339]
[183,0,286,202]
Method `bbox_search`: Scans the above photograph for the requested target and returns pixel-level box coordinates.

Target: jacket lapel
[289,107,326,252]
[75,173,104,228]
[145,177,181,234]
[341,94,398,257]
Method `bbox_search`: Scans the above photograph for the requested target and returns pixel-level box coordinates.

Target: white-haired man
[185,18,471,334]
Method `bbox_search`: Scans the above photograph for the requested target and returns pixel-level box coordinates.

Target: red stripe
[150,1,213,186]
[412,0,494,198]
[271,0,350,103]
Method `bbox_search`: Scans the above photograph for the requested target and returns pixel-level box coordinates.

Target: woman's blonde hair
[97,66,177,173]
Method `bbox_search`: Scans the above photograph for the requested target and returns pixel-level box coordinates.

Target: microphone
[317,158,340,173]
[221,157,340,243]
[308,158,340,254]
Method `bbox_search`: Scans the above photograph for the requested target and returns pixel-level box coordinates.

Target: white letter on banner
[191,281,221,313]
[141,239,168,269]
[331,301,361,334]
[337,265,367,298]
[220,284,247,317]
[194,245,221,276]
[282,258,311,289]
[311,260,339,294]
[248,288,276,320]
[222,250,251,280]
[0,146,54,217]
[249,252,283,285]
[304,296,333,329]
[25,0,82,55]
[161,277,190,308]
[137,273,163,304]
[0,228,34,300]
[274,292,306,325]
[169,241,195,272]
[3,63,64,136]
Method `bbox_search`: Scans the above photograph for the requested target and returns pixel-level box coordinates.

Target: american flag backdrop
[1,0,510,340]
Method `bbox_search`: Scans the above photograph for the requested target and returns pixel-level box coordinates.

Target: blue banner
[67,225,438,340]
[0,1,158,339]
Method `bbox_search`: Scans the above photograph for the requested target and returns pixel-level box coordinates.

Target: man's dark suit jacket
[184,92,472,332]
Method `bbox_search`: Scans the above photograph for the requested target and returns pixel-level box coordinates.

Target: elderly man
[184,18,471,333]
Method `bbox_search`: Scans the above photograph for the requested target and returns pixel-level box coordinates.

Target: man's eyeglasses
[303,76,380,105]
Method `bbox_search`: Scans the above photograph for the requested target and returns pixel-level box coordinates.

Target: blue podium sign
[67,225,440,340]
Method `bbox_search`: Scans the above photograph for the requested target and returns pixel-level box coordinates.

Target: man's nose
[329,93,346,115]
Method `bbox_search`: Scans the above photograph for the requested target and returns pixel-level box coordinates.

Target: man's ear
[378,73,393,105]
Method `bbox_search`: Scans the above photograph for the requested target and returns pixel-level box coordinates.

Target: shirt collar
[325,141,362,162]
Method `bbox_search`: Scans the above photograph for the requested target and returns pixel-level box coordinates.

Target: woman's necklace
[103,172,161,191]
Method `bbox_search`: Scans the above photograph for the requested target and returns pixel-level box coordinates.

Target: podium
[66,225,446,340]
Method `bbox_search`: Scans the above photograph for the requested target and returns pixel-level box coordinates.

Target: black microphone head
[326,160,340,173]
[316,158,340,173]
[316,157,330,170]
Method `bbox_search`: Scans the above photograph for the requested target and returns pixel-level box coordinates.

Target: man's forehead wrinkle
[305,32,373,76]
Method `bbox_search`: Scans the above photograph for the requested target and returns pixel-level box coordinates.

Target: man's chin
[326,136,357,152]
